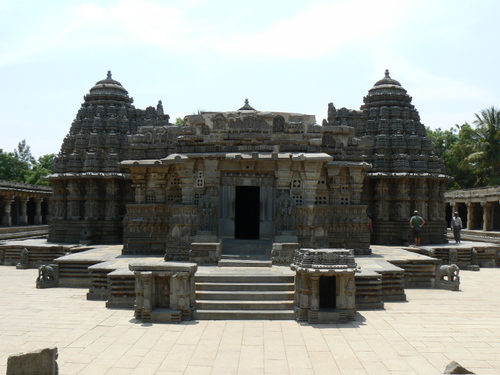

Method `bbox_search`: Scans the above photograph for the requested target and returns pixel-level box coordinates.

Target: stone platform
[2,259,500,374]
[3,238,493,318]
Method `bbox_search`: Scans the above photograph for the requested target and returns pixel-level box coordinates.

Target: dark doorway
[235,186,260,239]
[319,277,337,308]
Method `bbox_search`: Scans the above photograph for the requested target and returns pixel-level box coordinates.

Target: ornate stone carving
[198,194,217,232]
[276,194,295,232]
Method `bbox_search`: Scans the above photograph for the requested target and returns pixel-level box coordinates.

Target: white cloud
[213,0,411,60]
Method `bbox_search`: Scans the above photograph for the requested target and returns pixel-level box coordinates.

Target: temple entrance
[235,186,260,239]
[320,276,337,309]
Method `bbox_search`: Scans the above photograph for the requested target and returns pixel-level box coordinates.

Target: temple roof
[366,69,408,97]
[84,71,133,104]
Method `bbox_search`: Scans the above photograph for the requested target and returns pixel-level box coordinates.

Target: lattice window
[169,176,181,185]
[315,195,328,205]
[196,171,204,187]
[194,193,203,205]
[292,195,303,206]
[145,195,157,204]
[167,194,182,203]
[292,180,302,188]
[340,197,350,205]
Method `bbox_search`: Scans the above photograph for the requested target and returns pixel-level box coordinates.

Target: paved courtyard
[1,263,500,374]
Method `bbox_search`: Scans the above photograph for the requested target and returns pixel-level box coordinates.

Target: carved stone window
[145,190,157,204]
[194,193,204,205]
[315,195,328,205]
[340,197,350,205]
[292,180,301,189]
[293,195,303,206]
[167,194,182,203]
[196,171,204,187]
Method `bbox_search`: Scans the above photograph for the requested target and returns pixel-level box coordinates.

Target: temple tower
[349,70,449,244]
[47,72,169,244]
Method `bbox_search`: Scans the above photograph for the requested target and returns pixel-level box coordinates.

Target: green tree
[426,125,478,189]
[173,117,184,126]
[24,154,56,186]
[460,107,500,186]
[14,139,35,168]
[0,149,24,182]
[0,140,54,185]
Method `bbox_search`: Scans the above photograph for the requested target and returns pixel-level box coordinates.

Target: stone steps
[195,309,294,320]
[221,239,272,257]
[0,225,48,241]
[195,274,295,320]
[218,258,272,267]
[197,290,295,301]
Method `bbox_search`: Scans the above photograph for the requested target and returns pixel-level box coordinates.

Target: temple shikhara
[46,70,450,260]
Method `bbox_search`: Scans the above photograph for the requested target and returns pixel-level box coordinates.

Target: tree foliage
[426,106,500,189]
[0,140,55,186]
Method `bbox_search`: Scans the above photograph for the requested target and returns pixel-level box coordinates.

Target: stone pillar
[482,202,492,231]
[276,160,293,191]
[84,179,100,220]
[310,275,320,310]
[134,271,144,320]
[105,179,120,220]
[34,198,43,225]
[141,272,153,321]
[180,161,196,205]
[466,202,474,230]
[302,165,321,206]
[67,180,81,220]
[18,198,29,225]
[2,198,14,226]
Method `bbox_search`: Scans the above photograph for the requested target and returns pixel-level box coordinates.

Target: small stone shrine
[290,248,359,323]
[129,261,197,323]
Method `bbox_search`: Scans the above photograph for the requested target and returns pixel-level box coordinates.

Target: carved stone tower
[346,70,449,244]
[47,71,170,244]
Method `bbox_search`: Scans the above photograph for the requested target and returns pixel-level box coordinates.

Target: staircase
[218,239,273,267]
[195,274,295,320]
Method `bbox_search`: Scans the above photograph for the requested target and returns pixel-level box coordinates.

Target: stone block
[443,360,475,374]
[7,347,58,375]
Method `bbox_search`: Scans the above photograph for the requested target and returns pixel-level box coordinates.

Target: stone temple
[47,70,450,259]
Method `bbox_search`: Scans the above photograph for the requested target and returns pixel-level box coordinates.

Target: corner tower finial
[107,70,112,79]
[238,98,256,111]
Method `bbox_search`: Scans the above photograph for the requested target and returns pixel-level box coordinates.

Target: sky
[1,0,499,158]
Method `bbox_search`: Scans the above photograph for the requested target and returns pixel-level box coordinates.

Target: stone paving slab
[1,262,500,374]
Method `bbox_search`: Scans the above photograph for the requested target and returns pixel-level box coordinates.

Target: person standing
[409,210,425,247]
[450,211,463,244]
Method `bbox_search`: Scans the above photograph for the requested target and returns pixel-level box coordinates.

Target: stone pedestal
[129,261,197,323]
[271,242,299,265]
[189,242,221,265]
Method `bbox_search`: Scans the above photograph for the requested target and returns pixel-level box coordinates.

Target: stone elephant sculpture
[37,265,56,282]
[436,264,460,282]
